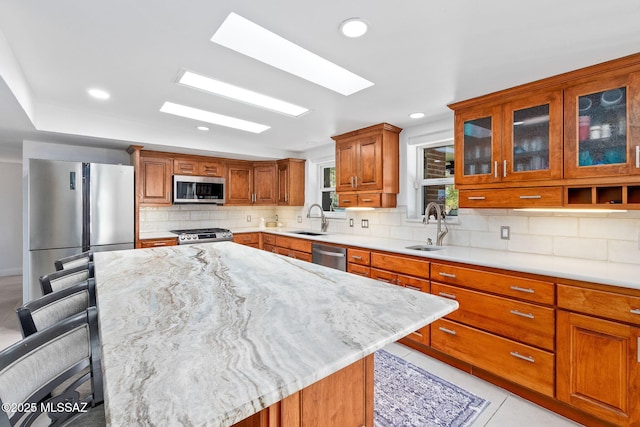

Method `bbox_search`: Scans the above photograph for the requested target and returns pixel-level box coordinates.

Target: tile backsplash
[140,205,640,265]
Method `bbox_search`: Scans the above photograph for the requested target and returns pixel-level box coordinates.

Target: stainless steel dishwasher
[311,243,347,271]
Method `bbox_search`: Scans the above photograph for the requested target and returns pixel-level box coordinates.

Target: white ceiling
[1,0,640,161]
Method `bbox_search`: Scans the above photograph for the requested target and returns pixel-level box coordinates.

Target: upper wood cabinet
[450,52,640,209]
[277,158,305,206]
[174,157,225,177]
[226,161,278,206]
[226,162,253,205]
[454,91,563,186]
[253,162,277,205]
[333,123,401,208]
[564,72,640,179]
[139,155,172,206]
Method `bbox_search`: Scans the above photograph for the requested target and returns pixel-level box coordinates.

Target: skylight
[211,13,374,96]
[160,102,270,134]
[178,71,309,117]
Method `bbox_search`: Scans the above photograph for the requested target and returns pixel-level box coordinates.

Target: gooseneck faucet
[307,203,328,232]
[423,202,448,246]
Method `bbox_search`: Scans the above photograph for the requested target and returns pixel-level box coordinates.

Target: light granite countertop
[227,227,640,291]
[94,242,458,426]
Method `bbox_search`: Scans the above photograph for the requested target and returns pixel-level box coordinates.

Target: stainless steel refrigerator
[28,159,134,300]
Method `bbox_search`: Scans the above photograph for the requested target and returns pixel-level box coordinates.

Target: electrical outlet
[349,218,354,227]
[500,226,510,240]
[361,219,369,228]
[246,215,251,223]
[297,216,302,223]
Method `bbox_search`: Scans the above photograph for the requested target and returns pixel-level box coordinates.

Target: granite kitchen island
[94,242,458,427]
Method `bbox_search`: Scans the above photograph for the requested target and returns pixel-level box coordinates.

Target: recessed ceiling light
[87,88,110,100]
[196,126,210,131]
[160,102,270,134]
[178,71,309,117]
[339,18,368,38]
[409,112,425,119]
[211,12,374,96]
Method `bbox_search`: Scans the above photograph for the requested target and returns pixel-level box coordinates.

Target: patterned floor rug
[375,350,490,427]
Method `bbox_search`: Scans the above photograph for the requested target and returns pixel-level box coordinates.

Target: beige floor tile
[485,395,582,427]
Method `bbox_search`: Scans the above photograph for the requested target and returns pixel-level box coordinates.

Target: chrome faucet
[423,202,448,246]
[307,203,328,232]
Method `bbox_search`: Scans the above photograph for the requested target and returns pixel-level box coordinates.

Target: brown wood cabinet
[253,162,278,205]
[430,262,555,396]
[227,161,278,206]
[564,72,640,179]
[226,162,253,205]
[369,252,430,346]
[277,159,306,206]
[232,354,373,427]
[454,92,563,187]
[174,157,226,177]
[347,248,371,278]
[459,187,563,209]
[450,52,640,209]
[233,232,260,248]
[333,123,401,208]
[261,234,313,262]
[556,283,640,426]
[138,155,172,206]
[137,237,178,248]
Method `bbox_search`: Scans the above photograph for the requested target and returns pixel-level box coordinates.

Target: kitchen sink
[289,230,325,236]
[405,244,444,252]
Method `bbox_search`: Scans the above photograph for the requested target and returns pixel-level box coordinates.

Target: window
[319,163,339,212]
[417,140,458,217]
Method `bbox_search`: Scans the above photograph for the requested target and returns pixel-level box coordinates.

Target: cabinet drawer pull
[510,309,534,319]
[438,272,457,278]
[341,199,353,204]
[510,285,534,294]
[152,242,167,246]
[494,161,498,178]
[519,195,542,199]
[405,285,422,291]
[467,196,486,200]
[351,255,362,260]
[630,308,640,315]
[510,351,535,363]
[438,326,457,335]
[438,292,457,299]
[362,198,373,202]
[503,159,507,178]
[376,277,394,284]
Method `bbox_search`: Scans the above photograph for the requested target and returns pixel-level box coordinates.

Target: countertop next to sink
[226,227,640,291]
[94,243,458,426]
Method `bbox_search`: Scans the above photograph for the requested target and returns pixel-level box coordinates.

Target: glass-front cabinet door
[502,91,563,181]
[564,74,640,178]
[454,106,501,185]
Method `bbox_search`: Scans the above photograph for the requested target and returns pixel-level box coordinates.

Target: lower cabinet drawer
[348,263,370,277]
[263,244,276,253]
[431,319,554,397]
[138,238,178,248]
[275,247,312,263]
[233,232,260,245]
[432,283,555,351]
[401,325,430,347]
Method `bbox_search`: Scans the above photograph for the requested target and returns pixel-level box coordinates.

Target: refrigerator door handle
[70,171,76,190]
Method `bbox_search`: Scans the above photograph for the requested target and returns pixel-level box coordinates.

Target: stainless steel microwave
[173,175,225,204]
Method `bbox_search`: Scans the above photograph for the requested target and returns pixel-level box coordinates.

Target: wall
[0,160,22,276]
